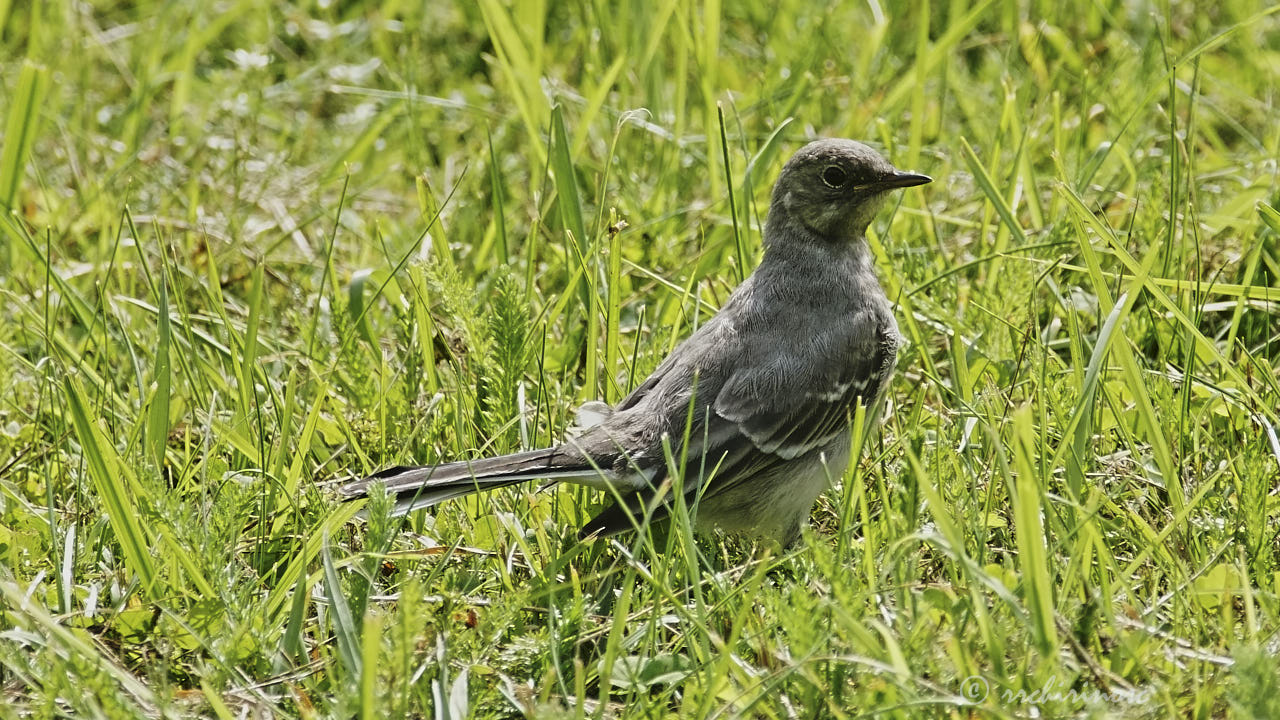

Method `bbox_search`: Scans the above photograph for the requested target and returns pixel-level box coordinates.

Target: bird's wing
[712,321,897,461]
[575,416,772,539]
[612,347,679,413]
[578,311,896,538]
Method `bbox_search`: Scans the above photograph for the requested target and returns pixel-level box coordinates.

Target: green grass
[2,1,1279,717]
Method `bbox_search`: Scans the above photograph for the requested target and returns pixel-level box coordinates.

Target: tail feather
[341,447,599,517]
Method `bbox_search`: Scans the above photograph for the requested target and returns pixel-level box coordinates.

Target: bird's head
[767,139,930,244]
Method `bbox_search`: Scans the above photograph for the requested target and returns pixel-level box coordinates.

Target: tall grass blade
[717,104,745,283]
[550,104,597,395]
[63,377,159,596]
[475,0,546,157]
[1057,282,1145,499]
[960,136,1026,247]
[1010,406,1058,656]
[0,60,47,212]
[322,538,362,679]
[487,127,508,263]
[282,570,309,662]
[359,611,382,720]
[146,275,172,468]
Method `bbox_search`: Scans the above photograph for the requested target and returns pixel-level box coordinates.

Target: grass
[1,0,1279,717]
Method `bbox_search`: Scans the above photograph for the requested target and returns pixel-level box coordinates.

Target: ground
[1,1,1279,718]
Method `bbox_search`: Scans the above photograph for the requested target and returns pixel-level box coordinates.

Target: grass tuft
[1,1,1278,717]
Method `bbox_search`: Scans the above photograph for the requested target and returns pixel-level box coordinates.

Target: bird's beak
[872,171,932,189]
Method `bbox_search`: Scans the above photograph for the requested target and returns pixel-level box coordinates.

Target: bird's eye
[821,165,847,188]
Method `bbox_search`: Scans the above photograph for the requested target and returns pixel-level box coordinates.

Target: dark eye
[821,165,847,188]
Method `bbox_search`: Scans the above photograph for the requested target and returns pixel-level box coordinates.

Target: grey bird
[340,139,930,545]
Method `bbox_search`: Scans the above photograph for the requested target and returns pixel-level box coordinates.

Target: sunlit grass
[1,1,1278,717]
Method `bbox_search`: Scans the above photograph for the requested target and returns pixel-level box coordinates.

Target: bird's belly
[696,437,852,543]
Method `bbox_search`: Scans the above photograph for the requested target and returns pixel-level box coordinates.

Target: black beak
[872,171,932,189]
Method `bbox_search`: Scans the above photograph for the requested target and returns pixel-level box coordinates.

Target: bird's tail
[339,447,598,517]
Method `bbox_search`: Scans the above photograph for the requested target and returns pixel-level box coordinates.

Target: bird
[340,139,930,546]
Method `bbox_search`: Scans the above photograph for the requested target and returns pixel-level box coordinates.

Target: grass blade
[146,275,172,468]
[717,104,745,284]
[0,59,47,212]
[359,611,382,720]
[322,537,362,680]
[63,377,158,596]
[1010,406,1058,656]
[959,136,1026,247]
[487,127,508,263]
[550,104,597,396]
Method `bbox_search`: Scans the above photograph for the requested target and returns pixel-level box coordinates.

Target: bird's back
[567,236,898,493]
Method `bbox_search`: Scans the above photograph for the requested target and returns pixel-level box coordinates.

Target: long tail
[339,447,599,516]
